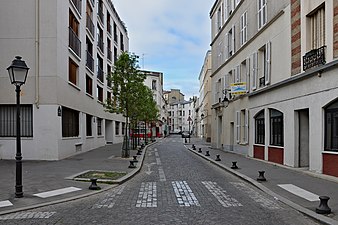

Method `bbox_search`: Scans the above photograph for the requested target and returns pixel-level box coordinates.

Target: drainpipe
[34,0,40,108]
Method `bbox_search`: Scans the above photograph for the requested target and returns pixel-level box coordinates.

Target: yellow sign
[230,82,246,95]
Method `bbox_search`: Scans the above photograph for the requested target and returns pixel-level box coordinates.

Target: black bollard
[215,154,221,161]
[316,196,331,214]
[205,151,210,156]
[133,155,138,163]
[256,171,266,181]
[129,160,136,168]
[89,178,101,190]
[198,148,202,153]
[231,161,239,169]
[185,138,187,143]
[137,150,142,155]
[192,144,196,150]
[141,144,145,149]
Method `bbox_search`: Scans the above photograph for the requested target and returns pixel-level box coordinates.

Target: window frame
[258,0,267,30]
[62,107,79,138]
[325,101,338,151]
[255,110,265,144]
[270,109,284,147]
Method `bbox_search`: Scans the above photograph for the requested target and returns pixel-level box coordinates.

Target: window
[257,42,271,87]
[86,75,93,95]
[270,109,283,146]
[0,105,33,137]
[255,110,265,144]
[325,100,338,151]
[86,114,92,136]
[217,6,222,30]
[309,5,325,49]
[258,0,267,29]
[122,122,125,135]
[69,10,81,57]
[152,80,157,90]
[62,107,79,137]
[240,12,248,46]
[97,85,103,102]
[120,33,124,51]
[69,58,78,85]
[115,121,120,135]
[227,25,235,56]
[189,110,191,116]
[97,118,102,136]
[236,109,249,144]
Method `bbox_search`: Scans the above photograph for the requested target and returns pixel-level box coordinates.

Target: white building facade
[169,100,195,133]
[0,0,128,160]
[210,0,338,178]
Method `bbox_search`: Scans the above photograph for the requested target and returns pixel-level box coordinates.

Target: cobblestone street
[0,136,320,225]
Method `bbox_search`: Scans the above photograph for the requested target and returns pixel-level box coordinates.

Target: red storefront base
[253,145,264,160]
[268,147,284,165]
[323,153,338,178]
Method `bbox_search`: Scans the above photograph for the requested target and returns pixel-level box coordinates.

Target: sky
[112,0,215,100]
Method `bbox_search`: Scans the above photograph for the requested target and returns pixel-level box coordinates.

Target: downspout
[34,0,40,108]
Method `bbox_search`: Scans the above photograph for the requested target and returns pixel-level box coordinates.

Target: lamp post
[7,56,30,198]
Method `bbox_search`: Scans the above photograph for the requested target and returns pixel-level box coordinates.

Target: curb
[186,146,338,225]
[0,141,155,216]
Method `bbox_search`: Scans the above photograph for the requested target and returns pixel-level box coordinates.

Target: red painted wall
[323,153,338,178]
[268,147,284,165]
[253,145,265,160]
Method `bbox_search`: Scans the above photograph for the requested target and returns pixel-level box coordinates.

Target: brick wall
[334,1,338,58]
[291,0,301,75]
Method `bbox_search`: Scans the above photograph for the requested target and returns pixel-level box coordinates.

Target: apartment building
[209,0,338,177]
[0,0,129,160]
[196,50,212,142]
[168,99,195,134]
[141,70,168,137]
[164,89,185,105]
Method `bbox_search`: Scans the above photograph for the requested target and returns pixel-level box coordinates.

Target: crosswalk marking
[0,212,56,220]
[92,185,126,209]
[158,167,166,182]
[33,187,82,198]
[278,184,319,202]
[172,181,200,207]
[202,181,242,207]
[231,182,281,209]
[0,200,13,208]
[136,182,157,208]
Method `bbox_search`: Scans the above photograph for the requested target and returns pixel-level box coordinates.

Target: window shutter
[236,65,241,82]
[246,57,250,93]
[245,109,249,143]
[265,41,271,85]
[236,111,241,143]
[251,52,258,90]
[231,25,235,54]
[225,33,229,60]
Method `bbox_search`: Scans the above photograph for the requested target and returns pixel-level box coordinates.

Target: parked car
[181,131,190,138]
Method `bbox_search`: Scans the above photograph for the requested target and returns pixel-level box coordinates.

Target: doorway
[297,109,309,167]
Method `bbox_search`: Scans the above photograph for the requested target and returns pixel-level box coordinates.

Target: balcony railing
[69,27,81,57]
[86,13,95,38]
[86,50,94,72]
[98,6,104,24]
[97,36,104,53]
[107,48,112,62]
[71,0,82,15]
[97,66,104,83]
[303,46,326,71]
[89,0,95,7]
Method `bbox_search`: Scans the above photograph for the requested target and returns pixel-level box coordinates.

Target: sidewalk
[186,137,338,225]
[0,142,148,215]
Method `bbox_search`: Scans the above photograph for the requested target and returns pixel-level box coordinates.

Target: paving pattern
[172,181,200,207]
[136,182,157,208]
[202,181,242,207]
[0,212,56,220]
[92,185,126,209]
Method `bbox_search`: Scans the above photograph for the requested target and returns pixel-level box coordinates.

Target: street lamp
[7,56,30,198]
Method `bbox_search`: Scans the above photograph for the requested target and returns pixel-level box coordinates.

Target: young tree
[105,52,146,158]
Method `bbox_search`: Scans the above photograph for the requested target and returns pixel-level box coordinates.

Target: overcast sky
[112,0,215,99]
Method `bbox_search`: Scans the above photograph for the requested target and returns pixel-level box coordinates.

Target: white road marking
[172,181,200,207]
[154,152,159,157]
[159,167,166,182]
[202,181,242,207]
[0,212,56,220]
[278,184,319,202]
[0,200,13,208]
[92,185,126,209]
[231,182,281,209]
[156,157,162,165]
[33,187,82,198]
[136,182,157,208]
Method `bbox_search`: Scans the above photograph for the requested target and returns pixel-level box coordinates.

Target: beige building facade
[0,0,129,160]
[210,0,338,178]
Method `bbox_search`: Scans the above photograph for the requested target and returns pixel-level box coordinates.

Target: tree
[105,52,146,158]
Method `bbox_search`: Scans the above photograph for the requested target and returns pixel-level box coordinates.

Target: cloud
[112,0,214,99]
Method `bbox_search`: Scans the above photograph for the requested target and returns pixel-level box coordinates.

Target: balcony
[86,50,94,72]
[97,36,104,53]
[97,66,104,83]
[86,13,95,38]
[107,48,112,62]
[71,0,82,15]
[98,6,104,24]
[303,46,326,71]
[69,27,81,57]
